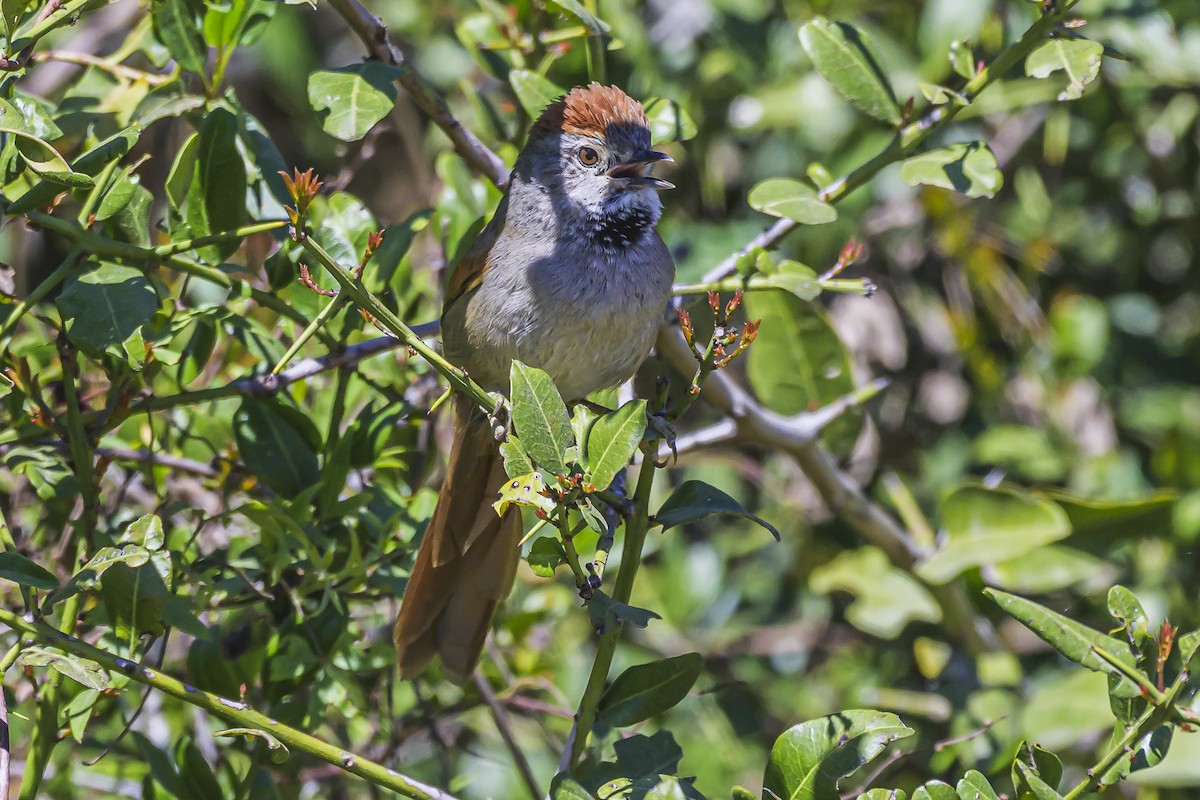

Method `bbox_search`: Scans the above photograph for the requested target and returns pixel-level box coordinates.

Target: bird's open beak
[607,150,674,190]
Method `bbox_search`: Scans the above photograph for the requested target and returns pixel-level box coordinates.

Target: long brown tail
[394,400,522,684]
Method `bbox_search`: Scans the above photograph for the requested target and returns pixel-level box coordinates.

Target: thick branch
[655,327,1000,654]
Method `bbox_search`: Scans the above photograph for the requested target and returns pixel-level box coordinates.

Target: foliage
[0,0,1199,799]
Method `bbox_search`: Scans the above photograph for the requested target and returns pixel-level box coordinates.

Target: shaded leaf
[233,398,320,495]
[799,17,902,125]
[748,178,837,224]
[916,485,1071,584]
[810,546,941,638]
[549,0,609,33]
[955,771,999,800]
[654,480,779,541]
[744,290,860,457]
[764,710,914,800]
[0,551,57,590]
[643,97,697,142]
[58,262,158,353]
[588,589,660,635]
[526,536,565,578]
[899,142,1003,198]
[151,0,208,76]
[596,653,703,728]
[308,62,402,142]
[510,361,573,476]
[186,108,248,262]
[21,646,108,690]
[912,782,957,800]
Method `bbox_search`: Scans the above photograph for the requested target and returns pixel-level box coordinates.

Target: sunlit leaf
[1025,38,1104,101]
[308,62,403,142]
[510,361,574,476]
[748,178,837,224]
[764,710,914,800]
[899,142,1003,198]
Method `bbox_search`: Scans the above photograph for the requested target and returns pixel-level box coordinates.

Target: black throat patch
[587,206,655,249]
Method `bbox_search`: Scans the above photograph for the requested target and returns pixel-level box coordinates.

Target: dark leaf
[596,653,703,728]
[654,480,779,541]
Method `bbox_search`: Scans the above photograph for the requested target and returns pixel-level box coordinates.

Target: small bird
[394,84,676,683]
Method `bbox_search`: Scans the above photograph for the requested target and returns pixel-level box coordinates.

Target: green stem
[271,294,346,375]
[9,0,97,52]
[556,514,588,589]
[582,0,606,84]
[17,594,82,800]
[1062,666,1188,800]
[0,245,83,341]
[76,157,120,226]
[296,234,497,415]
[0,608,461,800]
[672,275,874,298]
[567,454,656,769]
[57,338,98,544]
[1090,646,1165,704]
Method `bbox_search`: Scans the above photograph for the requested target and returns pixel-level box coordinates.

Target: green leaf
[151,0,208,76]
[20,646,109,691]
[44,543,152,608]
[744,290,860,457]
[94,165,141,222]
[763,260,822,301]
[983,589,1140,695]
[233,398,321,495]
[186,108,248,262]
[1107,585,1151,641]
[799,17,902,126]
[912,782,957,800]
[899,142,1003,198]
[499,435,536,478]
[949,40,976,79]
[527,537,565,578]
[65,688,99,743]
[0,551,57,590]
[955,771,999,800]
[549,0,609,33]
[643,97,697,142]
[1011,741,1063,800]
[550,774,596,800]
[747,178,837,224]
[1042,491,1174,542]
[0,121,92,188]
[918,83,967,107]
[654,480,779,541]
[810,546,942,638]
[764,710,914,800]
[1025,38,1104,101]
[859,791,906,800]
[509,69,566,120]
[57,262,158,353]
[510,361,574,476]
[986,544,1114,595]
[0,96,61,140]
[588,589,660,635]
[308,62,402,142]
[6,126,141,216]
[585,400,646,491]
[915,485,1071,585]
[596,653,703,728]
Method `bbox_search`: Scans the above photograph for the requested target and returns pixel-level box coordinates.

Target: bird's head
[519,83,673,247]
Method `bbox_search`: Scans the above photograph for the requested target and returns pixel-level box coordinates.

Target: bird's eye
[577,146,600,167]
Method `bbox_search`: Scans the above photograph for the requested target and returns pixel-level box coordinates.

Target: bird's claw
[487,393,511,441]
[647,412,677,466]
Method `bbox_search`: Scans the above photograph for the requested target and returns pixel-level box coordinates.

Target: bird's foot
[487,393,511,441]
[647,411,677,466]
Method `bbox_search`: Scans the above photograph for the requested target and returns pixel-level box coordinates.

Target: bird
[393,83,676,683]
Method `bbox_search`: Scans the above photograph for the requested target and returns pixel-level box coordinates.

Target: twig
[0,666,8,800]
[473,672,541,800]
[0,609,461,800]
[325,0,509,189]
[697,0,1083,285]
[654,418,738,461]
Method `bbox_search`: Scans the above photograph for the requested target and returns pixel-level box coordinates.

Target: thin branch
[698,0,1082,285]
[0,609,461,800]
[325,0,509,189]
[473,672,540,800]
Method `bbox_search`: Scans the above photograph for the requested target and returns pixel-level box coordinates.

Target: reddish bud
[725,290,743,318]
[707,291,720,314]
